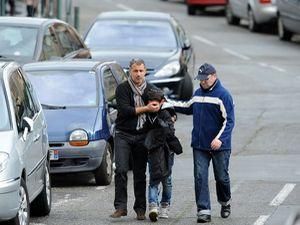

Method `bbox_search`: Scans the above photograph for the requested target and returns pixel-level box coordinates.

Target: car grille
[50,158,89,168]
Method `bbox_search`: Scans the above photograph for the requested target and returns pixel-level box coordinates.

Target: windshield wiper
[41,104,66,110]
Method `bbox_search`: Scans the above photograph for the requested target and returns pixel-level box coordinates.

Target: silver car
[0,61,51,225]
[277,0,300,41]
[226,0,277,32]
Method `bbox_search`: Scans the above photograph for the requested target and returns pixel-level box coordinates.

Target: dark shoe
[136,211,146,220]
[221,204,231,218]
[197,214,211,223]
[110,209,127,218]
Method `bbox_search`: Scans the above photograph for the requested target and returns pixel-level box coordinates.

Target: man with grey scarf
[111,58,161,220]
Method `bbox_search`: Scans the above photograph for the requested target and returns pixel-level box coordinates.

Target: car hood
[44,107,100,142]
[90,49,179,69]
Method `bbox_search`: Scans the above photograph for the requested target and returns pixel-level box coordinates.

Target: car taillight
[260,0,271,3]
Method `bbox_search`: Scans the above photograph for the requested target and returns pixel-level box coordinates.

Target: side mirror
[22,117,33,141]
[183,39,191,50]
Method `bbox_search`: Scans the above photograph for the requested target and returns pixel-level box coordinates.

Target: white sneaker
[159,203,169,219]
[149,203,158,222]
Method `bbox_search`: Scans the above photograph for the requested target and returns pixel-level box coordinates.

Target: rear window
[26,70,98,107]
[0,82,11,130]
[0,25,38,58]
[85,19,177,51]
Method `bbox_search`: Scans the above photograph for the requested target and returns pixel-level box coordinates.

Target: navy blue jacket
[168,79,235,151]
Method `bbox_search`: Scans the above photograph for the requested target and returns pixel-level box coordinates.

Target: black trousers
[114,130,148,213]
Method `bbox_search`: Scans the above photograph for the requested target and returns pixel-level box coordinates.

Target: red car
[186,0,227,15]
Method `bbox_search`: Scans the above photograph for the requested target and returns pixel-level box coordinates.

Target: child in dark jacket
[144,88,182,222]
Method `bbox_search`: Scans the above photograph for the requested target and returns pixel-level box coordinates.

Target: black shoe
[136,211,146,220]
[221,204,231,218]
[197,214,211,223]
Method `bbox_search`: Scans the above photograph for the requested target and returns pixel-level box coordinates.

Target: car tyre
[226,4,240,25]
[30,162,52,216]
[187,5,196,15]
[248,8,260,32]
[9,178,30,225]
[180,73,193,100]
[94,143,113,185]
[278,14,292,41]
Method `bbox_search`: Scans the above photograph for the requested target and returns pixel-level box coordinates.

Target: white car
[0,61,51,225]
[226,0,277,32]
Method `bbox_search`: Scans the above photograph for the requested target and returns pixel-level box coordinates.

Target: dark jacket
[144,107,182,186]
[115,81,156,134]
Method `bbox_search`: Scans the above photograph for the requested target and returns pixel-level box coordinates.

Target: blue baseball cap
[195,63,216,81]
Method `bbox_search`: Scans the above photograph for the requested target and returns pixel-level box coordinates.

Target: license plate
[50,150,59,160]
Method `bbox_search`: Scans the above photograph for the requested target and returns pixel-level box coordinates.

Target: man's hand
[146,101,160,112]
[211,138,222,150]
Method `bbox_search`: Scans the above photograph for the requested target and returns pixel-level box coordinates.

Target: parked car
[23,60,126,185]
[84,11,195,100]
[186,0,227,15]
[0,17,91,64]
[0,61,51,225]
[277,0,300,41]
[226,0,277,32]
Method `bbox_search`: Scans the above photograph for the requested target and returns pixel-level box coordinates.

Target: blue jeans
[193,149,231,215]
[148,153,174,205]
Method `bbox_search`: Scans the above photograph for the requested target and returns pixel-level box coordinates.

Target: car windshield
[26,70,98,107]
[0,25,38,58]
[0,82,11,130]
[85,20,177,51]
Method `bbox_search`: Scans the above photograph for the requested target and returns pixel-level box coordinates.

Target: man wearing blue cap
[167,63,235,223]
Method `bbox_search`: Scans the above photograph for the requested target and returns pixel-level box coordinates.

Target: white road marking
[253,215,270,225]
[53,194,85,207]
[116,3,134,11]
[96,186,107,190]
[259,62,286,73]
[192,35,217,47]
[270,183,296,206]
[31,223,47,225]
[269,65,286,73]
[223,48,251,61]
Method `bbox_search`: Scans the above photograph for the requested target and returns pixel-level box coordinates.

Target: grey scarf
[128,77,147,130]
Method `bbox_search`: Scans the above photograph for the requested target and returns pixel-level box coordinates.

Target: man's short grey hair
[129,58,146,68]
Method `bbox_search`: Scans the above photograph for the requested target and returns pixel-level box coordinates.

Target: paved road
[29,0,300,224]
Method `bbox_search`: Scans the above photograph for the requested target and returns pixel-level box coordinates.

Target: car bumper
[187,0,226,6]
[49,139,107,174]
[148,76,184,99]
[253,4,277,23]
[0,178,20,221]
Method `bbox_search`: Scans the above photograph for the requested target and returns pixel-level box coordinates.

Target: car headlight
[69,129,89,146]
[154,61,180,78]
[0,152,9,173]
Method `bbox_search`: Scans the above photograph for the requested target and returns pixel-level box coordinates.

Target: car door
[101,66,118,136]
[284,0,300,33]
[8,69,43,196]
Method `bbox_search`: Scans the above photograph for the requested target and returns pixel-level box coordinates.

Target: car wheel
[30,162,52,216]
[248,8,260,32]
[187,5,196,15]
[278,14,292,41]
[9,178,30,225]
[226,4,240,25]
[94,143,113,185]
[180,73,193,100]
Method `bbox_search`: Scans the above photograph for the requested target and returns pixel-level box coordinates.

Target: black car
[0,17,91,64]
[84,11,195,100]
[277,0,300,41]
